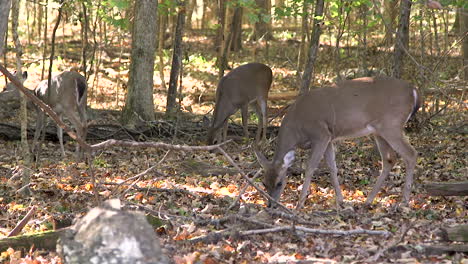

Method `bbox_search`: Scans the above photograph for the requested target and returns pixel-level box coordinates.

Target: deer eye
[276,182,283,188]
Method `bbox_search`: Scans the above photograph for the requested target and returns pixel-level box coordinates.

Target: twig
[8,206,37,237]
[104,182,198,198]
[367,223,413,262]
[227,169,262,210]
[117,164,158,197]
[216,146,297,217]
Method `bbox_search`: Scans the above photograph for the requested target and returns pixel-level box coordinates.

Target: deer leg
[324,142,343,205]
[32,110,45,158]
[57,123,65,157]
[365,135,397,205]
[297,138,331,209]
[240,104,249,139]
[254,99,267,144]
[221,119,228,142]
[207,103,237,145]
[66,110,87,158]
[378,130,417,204]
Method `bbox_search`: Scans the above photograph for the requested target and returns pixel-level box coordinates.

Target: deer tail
[410,88,421,118]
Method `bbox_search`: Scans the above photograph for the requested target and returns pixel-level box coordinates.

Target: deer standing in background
[255,76,420,209]
[32,71,88,158]
[207,63,273,145]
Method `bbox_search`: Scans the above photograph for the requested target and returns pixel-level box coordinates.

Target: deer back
[214,62,272,108]
[34,71,87,115]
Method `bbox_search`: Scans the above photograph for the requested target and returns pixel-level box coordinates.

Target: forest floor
[0,29,467,263]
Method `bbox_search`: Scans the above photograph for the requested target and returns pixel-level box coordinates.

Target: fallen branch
[8,206,37,237]
[424,181,468,196]
[438,224,468,242]
[239,225,391,237]
[0,229,68,252]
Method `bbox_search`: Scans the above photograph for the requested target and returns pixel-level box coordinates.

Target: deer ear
[282,150,295,168]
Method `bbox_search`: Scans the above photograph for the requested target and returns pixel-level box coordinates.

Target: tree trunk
[0,0,11,56]
[392,0,412,79]
[214,0,227,78]
[165,1,186,117]
[300,0,324,94]
[121,0,158,126]
[296,0,309,73]
[185,0,196,29]
[12,0,31,195]
[460,7,468,80]
[252,0,273,41]
[158,10,167,90]
[41,0,48,80]
[230,6,243,52]
[383,0,398,46]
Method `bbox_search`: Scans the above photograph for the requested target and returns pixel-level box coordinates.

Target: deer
[255,76,420,209]
[207,63,273,145]
[31,71,88,159]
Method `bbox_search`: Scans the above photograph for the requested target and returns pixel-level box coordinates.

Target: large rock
[57,199,168,264]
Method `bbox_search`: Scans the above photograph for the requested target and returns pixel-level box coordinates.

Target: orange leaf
[135,192,144,201]
[85,183,94,191]
[294,252,305,260]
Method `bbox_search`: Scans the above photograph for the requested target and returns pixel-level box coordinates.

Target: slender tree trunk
[252,0,273,40]
[383,0,398,46]
[81,2,89,78]
[47,0,63,94]
[0,0,11,56]
[185,0,195,30]
[214,0,227,78]
[158,10,167,89]
[432,11,439,55]
[12,0,31,195]
[121,0,158,126]
[297,0,309,73]
[41,0,48,80]
[392,0,412,79]
[300,0,324,94]
[165,1,186,116]
[461,7,468,80]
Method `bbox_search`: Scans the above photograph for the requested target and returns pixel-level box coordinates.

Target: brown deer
[31,71,88,158]
[207,63,273,145]
[255,76,420,209]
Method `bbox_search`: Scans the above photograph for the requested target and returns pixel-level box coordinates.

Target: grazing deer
[207,63,273,145]
[255,76,420,209]
[32,71,88,158]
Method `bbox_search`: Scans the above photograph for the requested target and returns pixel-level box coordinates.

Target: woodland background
[0,0,467,263]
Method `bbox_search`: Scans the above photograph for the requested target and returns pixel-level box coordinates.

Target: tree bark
[424,181,468,196]
[300,0,324,94]
[230,6,243,52]
[165,1,186,117]
[121,0,158,126]
[439,224,468,242]
[383,0,398,46]
[252,0,273,41]
[392,0,412,79]
[460,7,468,80]
[0,0,11,56]
[297,0,309,73]
[12,0,32,195]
